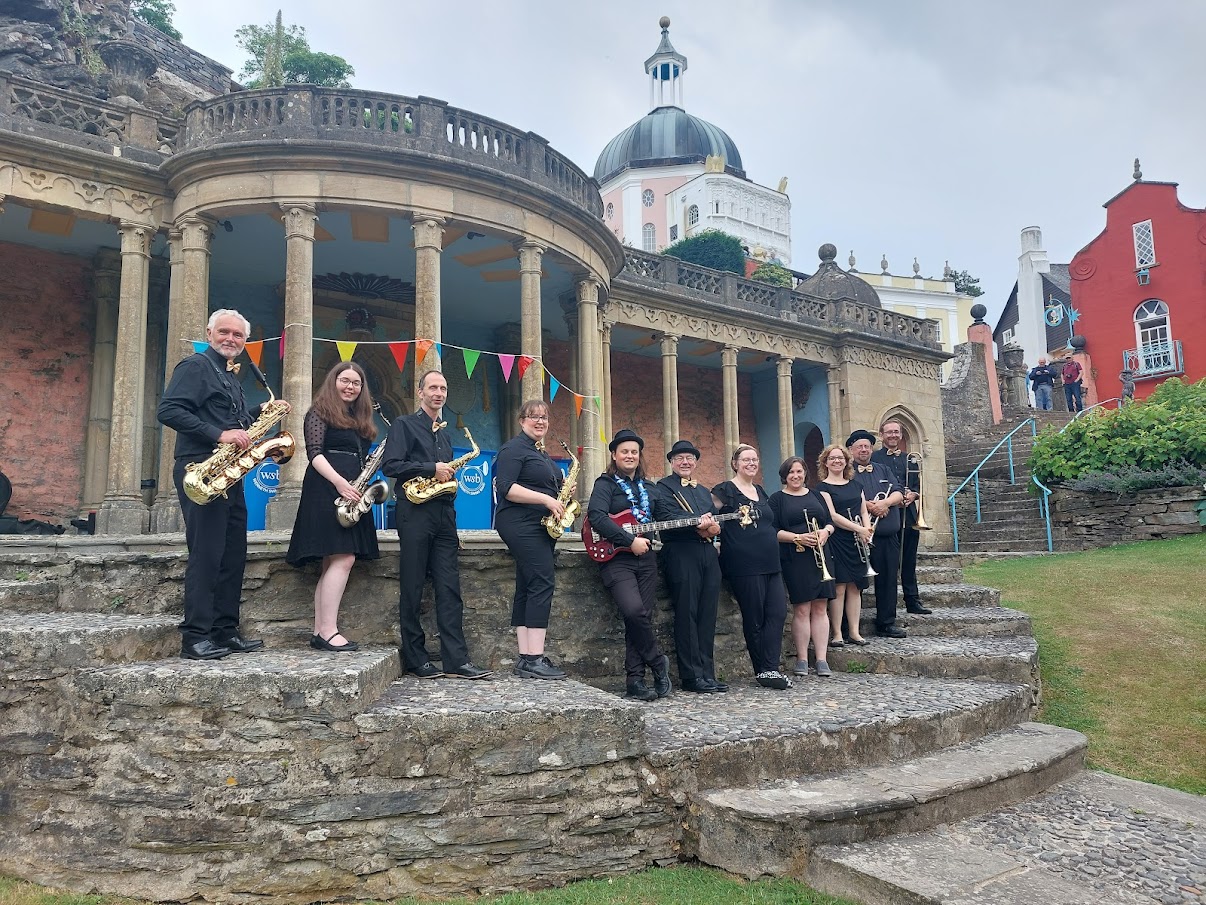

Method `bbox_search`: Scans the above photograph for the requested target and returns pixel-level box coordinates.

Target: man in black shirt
[873,420,932,617]
[381,370,491,680]
[847,430,906,638]
[158,309,279,660]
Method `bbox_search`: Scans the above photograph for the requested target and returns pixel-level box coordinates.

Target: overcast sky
[172,0,1205,324]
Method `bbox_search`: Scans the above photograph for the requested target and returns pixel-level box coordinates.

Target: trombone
[808,517,834,582]
[846,508,878,578]
[905,453,932,531]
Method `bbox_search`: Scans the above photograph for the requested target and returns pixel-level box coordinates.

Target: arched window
[1131,299,1174,374]
[605,202,614,221]
[642,222,656,252]
[687,204,699,226]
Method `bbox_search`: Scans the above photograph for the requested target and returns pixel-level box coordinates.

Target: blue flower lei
[613,473,651,523]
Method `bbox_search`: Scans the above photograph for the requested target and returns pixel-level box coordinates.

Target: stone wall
[1050,485,1205,550]
[941,341,994,438]
[0,240,95,522]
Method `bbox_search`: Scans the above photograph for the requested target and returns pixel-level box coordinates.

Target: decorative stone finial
[913,257,920,276]
[818,243,837,263]
[943,260,953,280]
[970,303,987,324]
[880,254,889,274]
[660,15,671,29]
[848,251,857,271]
[1133,158,1142,181]
[1070,334,1087,351]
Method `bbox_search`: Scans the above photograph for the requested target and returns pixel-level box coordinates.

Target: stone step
[690,722,1086,881]
[0,611,179,678]
[954,538,1052,554]
[0,579,60,611]
[820,635,1039,689]
[806,771,1205,905]
[914,565,964,585]
[865,583,1002,609]
[858,606,1031,638]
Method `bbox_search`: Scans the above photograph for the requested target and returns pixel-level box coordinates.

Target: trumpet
[866,490,890,534]
[809,517,834,582]
[905,453,932,530]
[846,508,878,578]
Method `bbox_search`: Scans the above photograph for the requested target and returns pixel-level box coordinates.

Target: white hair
[208,309,251,335]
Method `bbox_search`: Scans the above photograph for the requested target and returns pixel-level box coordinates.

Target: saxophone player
[285,362,381,652]
[157,309,288,660]
[380,370,491,680]
[493,400,567,680]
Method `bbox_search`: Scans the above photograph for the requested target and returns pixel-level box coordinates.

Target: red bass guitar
[582,505,757,563]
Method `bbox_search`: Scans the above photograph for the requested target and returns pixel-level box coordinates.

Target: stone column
[142,257,170,507]
[517,240,546,401]
[81,249,121,514]
[266,203,317,530]
[96,221,153,535]
[575,278,603,486]
[660,333,680,472]
[777,357,795,464]
[150,229,186,532]
[722,345,739,461]
[413,216,444,401]
[600,317,614,437]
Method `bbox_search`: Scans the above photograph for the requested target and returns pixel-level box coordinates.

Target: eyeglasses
[336,377,362,388]
[825,456,847,462]
[737,457,759,464]
[525,415,549,422]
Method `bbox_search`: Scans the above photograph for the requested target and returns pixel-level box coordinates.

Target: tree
[751,262,793,287]
[235,11,355,88]
[132,0,182,41]
[661,229,746,276]
[950,268,984,297]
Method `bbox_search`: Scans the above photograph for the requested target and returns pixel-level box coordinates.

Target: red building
[1068,163,1206,402]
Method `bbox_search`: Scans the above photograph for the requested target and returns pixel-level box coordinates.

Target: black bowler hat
[846,429,877,447]
[608,428,645,452]
[666,439,702,461]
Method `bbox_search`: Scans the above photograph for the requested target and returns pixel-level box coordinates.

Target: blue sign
[243,460,279,531]
[452,447,494,529]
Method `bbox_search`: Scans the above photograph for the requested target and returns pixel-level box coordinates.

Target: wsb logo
[458,464,487,496]
[252,463,280,494]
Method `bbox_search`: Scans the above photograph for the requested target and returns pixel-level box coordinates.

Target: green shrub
[662,229,746,275]
[1029,377,1206,483]
[751,262,793,287]
[1064,460,1206,495]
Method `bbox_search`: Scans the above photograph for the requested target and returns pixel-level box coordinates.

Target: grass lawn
[965,533,1206,795]
[0,868,857,905]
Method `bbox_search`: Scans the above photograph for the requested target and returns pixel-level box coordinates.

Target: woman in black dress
[770,456,837,678]
[586,429,671,702]
[494,399,567,680]
[712,444,791,690]
[286,362,380,652]
[816,443,872,648]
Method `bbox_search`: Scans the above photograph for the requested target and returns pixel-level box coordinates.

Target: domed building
[595,18,791,265]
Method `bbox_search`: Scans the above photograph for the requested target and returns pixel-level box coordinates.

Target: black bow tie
[857,464,874,473]
[680,478,698,488]
[432,420,447,433]
[225,361,241,374]
[885,449,902,456]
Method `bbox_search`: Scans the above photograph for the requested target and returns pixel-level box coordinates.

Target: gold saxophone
[334,407,392,528]
[183,388,295,505]
[542,441,581,539]
[401,427,478,504]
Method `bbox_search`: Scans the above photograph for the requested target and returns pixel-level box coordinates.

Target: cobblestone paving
[847,634,1038,657]
[958,773,1206,904]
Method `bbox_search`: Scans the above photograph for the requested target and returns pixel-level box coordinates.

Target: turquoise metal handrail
[1060,397,1122,433]
[947,418,1052,553]
[1031,473,1054,552]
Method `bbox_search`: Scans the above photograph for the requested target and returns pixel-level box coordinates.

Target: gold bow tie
[535,439,546,452]
[886,449,902,456]
[680,478,698,488]
[226,361,241,374]
[432,420,447,432]
[857,464,874,473]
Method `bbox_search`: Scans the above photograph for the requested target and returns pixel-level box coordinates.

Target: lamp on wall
[1136,268,1151,286]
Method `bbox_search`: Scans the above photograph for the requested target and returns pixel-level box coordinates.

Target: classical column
[81,249,121,514]
[660,333,680,472]
[96,221,153,535]
[721,345,740,461]
[266,203,317,530]
[142,256,170,507]
[600,317,614,437]
[575,277,602,485]
[413,216,444,399]
[149,229,186,532]
[517,240,546,401]
[777,357,795,464]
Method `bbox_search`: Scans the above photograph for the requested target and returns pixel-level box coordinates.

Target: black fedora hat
[666,439,702,461]
[845,429,877,447]
[608,428,645,452]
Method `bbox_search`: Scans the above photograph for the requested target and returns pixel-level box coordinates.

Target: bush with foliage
[1029,377,1206,485]
[236,13,355,89]
[661,229,746,276]
[1064,461,1206,496]
[751,262,793,287]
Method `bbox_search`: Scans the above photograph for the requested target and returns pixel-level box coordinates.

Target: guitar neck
[626,509,747,536]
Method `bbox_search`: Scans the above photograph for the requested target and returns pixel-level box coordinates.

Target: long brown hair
[818,443,852,481]
[310,362,376,439]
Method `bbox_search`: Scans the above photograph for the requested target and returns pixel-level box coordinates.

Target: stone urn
[97,39,158,104]
[1002,342,1026,371]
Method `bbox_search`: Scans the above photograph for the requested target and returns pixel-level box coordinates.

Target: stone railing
[619,248,941,349]
[177,87,603,219]
[0,71,179,161]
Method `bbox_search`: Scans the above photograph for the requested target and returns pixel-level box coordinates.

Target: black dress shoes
[651,654,672,697]
[446,662,492,680]
[708,678,729,693]
[218,634,264,653]
[878,626,908,638]
[310,634,358,652]
[514,655,567,680]
[181,639,231,660]
[625,680,658,702]
[905,602,933,615]
[408,661,444,679]
[681,679,720,694]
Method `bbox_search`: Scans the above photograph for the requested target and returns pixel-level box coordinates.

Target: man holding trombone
[847,430,907,639]
[874,419,932,616]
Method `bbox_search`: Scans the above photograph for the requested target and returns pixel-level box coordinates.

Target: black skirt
[286,433,380,566]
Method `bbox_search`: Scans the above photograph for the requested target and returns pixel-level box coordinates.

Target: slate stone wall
[1051,486,1204,549]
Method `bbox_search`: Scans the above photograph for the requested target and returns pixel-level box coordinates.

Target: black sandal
[310,633,359,652]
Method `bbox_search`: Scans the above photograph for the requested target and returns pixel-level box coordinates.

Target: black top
[1028,364,1056,386]
[851,462,902,535]
[157,347,262,460]
[653,475,716,545]
[587,472,654,550]
[381,409,453,490]
[873,448,918,529]
[817,480,867,523]
[494,433,562,518]
[768,488,832,535]
[712,480,779,577]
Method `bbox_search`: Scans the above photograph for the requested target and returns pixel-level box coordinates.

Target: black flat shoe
[651,654,672,697]
[848,637,871,646]
[878,626,907,639]
[447,662,493,679]
[681,679,720,694]
[310,633,358,652]
[625,680,658,702]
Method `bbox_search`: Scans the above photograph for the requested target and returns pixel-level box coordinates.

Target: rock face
[0,0,129,92]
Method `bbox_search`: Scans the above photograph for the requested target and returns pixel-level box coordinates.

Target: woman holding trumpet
[769,456,837,678]
[816,443,873,647]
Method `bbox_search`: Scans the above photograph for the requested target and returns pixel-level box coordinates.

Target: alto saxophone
[183,379,295,506]
[542,441,581,539]
[334,406,391,528]
[401,427,479,504]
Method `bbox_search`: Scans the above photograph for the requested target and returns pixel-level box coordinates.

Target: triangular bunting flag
[574,394,583,418]
[415,339,433,368]
[517,355,534,379]
[336,341,357,362]
[594,395,602,415]
[599,425,607,444]
[498,353,515,382]
[433,343,443,362]
[463,348,481,378]
[549,376,560,402]
[388,341,410,372]
[191,340,207,354]
[245,340,264,367]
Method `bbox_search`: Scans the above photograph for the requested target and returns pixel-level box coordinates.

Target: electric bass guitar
[582,505,757,563]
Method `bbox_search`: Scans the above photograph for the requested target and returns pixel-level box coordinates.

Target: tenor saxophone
[401,427,479,504]
[334,407,391,528]
[542,441,581,539]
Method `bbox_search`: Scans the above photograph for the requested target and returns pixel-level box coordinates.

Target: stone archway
[794,420,825,486]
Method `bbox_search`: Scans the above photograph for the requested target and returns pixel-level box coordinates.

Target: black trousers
[173,457,247,646]
[726,572,787,674]
[871,530,902,630]
[495,508,556,629]
[599,552,663,682]
[661,541,721,684]
[899,521,921,606]
[396,500,469,671]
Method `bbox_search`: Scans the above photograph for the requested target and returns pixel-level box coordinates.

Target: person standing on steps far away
[1028,357,1056,411]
